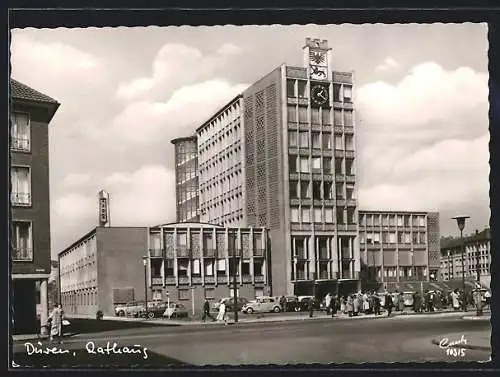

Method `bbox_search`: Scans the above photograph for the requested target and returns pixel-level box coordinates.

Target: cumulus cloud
[116,42,244,101]
[54,193,96,222]
[61,173,91,187]
[375,57,400,72]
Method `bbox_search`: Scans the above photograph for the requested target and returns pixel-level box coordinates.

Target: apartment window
[299,131,309,148]
[412,232,418,243]
[345,135,354,150]
[344,110,353,126]
[382,215,389,227]
[382,232,390,243]
[289,181,299,199]
[311,108,320,124]
[242,260,250,275]
[287,106,297,123]
[12,221,32,261]
[300,181,310,198]
[389,215,396,226]
[323,157,332,174]
[359,214,365,225]
[314,208,322,223]
[325,207,334,223]
[404,215,410,227]
[299,157,310,173]
[419,232,426,244]
[192,259,201,275]
[346,184,355,200]
[287,79,296,97]
[217,259,226,274]
[301,208,310,223]
[335,135,343,150]
[204,260,214,276]
[389,232,396,243]
[11,166,31,206]
[334,109,343,125]
[178,289,189,301]
[312,132,321,149]
[291,207,299,223]
[343,85,353,102]
[404,232,411,244]
[336,207,345,224]
[288,131,298,148]
[347,208,356,224]
[360,232,366,243]
[298,81,307,98]
[322,133,332,149]
[373,233,381,244]
[418,215,426,227]
[289,155,297,173]
[254,260,263,275]
[397,215,403,227]
[373,215,380,226]
[333,84,342,102]
[10,112,30,151]
[312,157,321,173]
[366,233,373,244]
[346,159,354,175]
[322,109,331,125]
[178,260,189,276]
[165,259,174,276]
[323,182,333,199]
[312,181,322,199]
[298,106,308,123]
[335,158,343,174]
[336,183,344,199]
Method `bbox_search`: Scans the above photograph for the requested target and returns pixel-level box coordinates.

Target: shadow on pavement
[12,349,191,368]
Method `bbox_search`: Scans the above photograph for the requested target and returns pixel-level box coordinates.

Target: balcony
[344,126,354,134]
[149,248,163,258]
[11,136,30,151]
[11,192,31,206]
[334,126,343,133]
[192,276,203,284]
[345,175,356,183]
[151,276,163,285]
[217,275,227,284]
[398,243,411,249]
[334,150,344,158]
[254,275,265,283]
[345,150,355,158]
[346,224,357,232]
[228,249,242,257]
[203,249,217,258]
[165,249,175,259]
[165,276,176,285]
[335,174,345,182]
[12,247,32,261]
[336,199,346,206]
[242,275,252,283]
[177,248,191,258]
[178,276,189,285]
[205,276,215,284]
[253,248,265,257]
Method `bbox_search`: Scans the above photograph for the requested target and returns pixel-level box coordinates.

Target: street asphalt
[11,313,491,368]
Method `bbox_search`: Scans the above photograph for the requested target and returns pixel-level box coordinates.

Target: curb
[462,316,491,321]
[431,338,491,352]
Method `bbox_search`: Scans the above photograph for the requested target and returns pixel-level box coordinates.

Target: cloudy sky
[10,23,489,259]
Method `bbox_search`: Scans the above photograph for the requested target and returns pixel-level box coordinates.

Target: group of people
[320,291,402,318]
[42,303,65,343]
[201,299,228,325]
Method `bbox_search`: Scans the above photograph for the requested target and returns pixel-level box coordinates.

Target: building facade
[358,211,440,291]
[58,224,270,317]
[10,79,59,334]
[440,228,491,288]
[174,38,360,297]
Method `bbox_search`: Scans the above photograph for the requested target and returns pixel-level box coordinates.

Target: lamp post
[231,230,238,324]
[475,230,481,283]
[142,256,149,319]
[410,249,415,281]
[452,215,469,312]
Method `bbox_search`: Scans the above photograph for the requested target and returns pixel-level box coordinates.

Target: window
[254,260,263,275]
[291,207,299,223]
[334,109,343,125]
[323,157,332,174]
[178,260,188,276]
[12,221,32,261]
[359,214,365,225]
[314,208,322,223]
[336,207,345,224]
[389,215,396,226]
[373,215,380,226]
[336,183,344,199]
[322,109,331,125]
[289,180,299,199]
[311,108,320,124]
[287,79,296,97]
[299,157,310,173]
[323,182,333,199]
[343,85,352,102]
[345,159,354,175]
[287,106,297,123]
[288,132,297,148]
[312,132,321,149]
[404,215,410,227]
[297,81,307,98]
[333,84,342,102]
[345,135,354,150]
[419,232,426,244]
[373,233,380,244]
[412,232,418,243]
[321,133,332,150]
[289,155,297,173]
[205,288,215,299]
[312,181,322,199]
[347,208,356,224]
[382,215,389,226]
[178,289,189,300]
[418,215,426,227]
[301,208,310,223]
[325,207,334,223]
[298,106,308,123]
[346,184,355,200]
[192,259,201,275]
[389,232,396,243]
[344,110,353,126]
[300,181,310,198]
[397,215,403,227]
[11,166,31,206]
[217,259,226,274]
[312,157,321,172]
[204,260,214,276]
[335,135,343,150]
[382,232,390,243]
[404,232,411,244]
[335,158,343,174]
[10,112,30,151]
[299,132,309,148]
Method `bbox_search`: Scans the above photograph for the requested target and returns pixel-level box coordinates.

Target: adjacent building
[440,228,491,288]
[174,38,360,297]
[10,79,59,334]
[58,224,269,317]
[358,210,440,292]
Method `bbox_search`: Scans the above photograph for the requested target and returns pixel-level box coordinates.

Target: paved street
[12,313,491,367]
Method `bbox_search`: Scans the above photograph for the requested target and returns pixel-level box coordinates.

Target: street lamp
[142,256,149,319]
[452,215,470,312]
[230,230,238,324]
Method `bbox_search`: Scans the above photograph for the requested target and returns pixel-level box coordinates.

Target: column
[327,236,332,279]
[338,237,343,279]
[250,228,255,284]
[213,228,218,287]
[40,279,48,335]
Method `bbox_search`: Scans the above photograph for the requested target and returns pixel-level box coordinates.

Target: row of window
[200,193,243,219]
[175,148,197,167]
[288,131,354,150]
[11,112,31,152]
[197,101,241,145]
[291,260,355,280]
[150,258,265,277]
[62,289,98,308]
[360,231,427,244]
[199,171,243,200]
[198,122,242,159]
[198,146,242,183]
[150,232,265,251]
[290,206,356,225]
[289,155,355,175]
[287,105,353,126]
[208,214,245,228]
[367,266,430,279]
[291,236,355,260]
[360,213,426,227]
[290,180,355,200]
[286,80,353,103]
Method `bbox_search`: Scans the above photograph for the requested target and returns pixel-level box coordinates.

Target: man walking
[280,295,287,313]
[451,289,460,311]
[385,292,394,317]
[325,293,332,316]
[201,299,215,322]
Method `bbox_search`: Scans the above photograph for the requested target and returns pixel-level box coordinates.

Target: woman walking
[217,300,227,325]
[49,303,63,343]
[346,295,354,317]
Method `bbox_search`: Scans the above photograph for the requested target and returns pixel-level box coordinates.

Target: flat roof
[195,94,243,134]
[170,135,197,145]
[358,209,435,215]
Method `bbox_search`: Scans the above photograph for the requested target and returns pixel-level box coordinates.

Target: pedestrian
[451,289,460,311]
[473,289,483,316]
[484,290,491,309]
[362,292,370,314]
[346,295,354,317]
[330,295,337,317]
[353,294,360,316]
[385,292,393,317]
[217,300,227,325]
[428,291,435,312]
[201,299,215,322]
[280,295,287,313]
[324,293,332,315]
[308,297,315,318]
[372,292,381,316]
[340,296,346,314]
[398,291,404,313]
[49,303,63,343]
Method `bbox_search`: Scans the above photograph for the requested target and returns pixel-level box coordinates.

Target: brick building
[10,79,59,334]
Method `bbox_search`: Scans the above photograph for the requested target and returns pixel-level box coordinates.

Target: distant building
[48,260,59,309]
[440,228,491,288]
[58,224,270,317]
[10,79,59,334]
[358,210,440,292]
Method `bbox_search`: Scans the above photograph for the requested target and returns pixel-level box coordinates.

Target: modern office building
[440,228,491,288]
[174,38,360,297]
[358,210,440,292]
[10,79,60,334]
[58,224,269,317]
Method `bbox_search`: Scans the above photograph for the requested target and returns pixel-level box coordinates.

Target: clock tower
[303,37,332,81]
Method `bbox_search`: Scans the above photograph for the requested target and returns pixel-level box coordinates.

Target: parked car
[163,303,189,319]
[295,296,320,311]
[242,296,282,314]
[402,292,415,307]
[114,303,128,317]
[212,297,249,312]
[283,296,299,312]
[138,301,168,319]
[117,301,147,317]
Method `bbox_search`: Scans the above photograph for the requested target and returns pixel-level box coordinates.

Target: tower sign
[303,38,332,81]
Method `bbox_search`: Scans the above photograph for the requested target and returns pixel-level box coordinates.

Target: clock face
[311,84,329,107]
